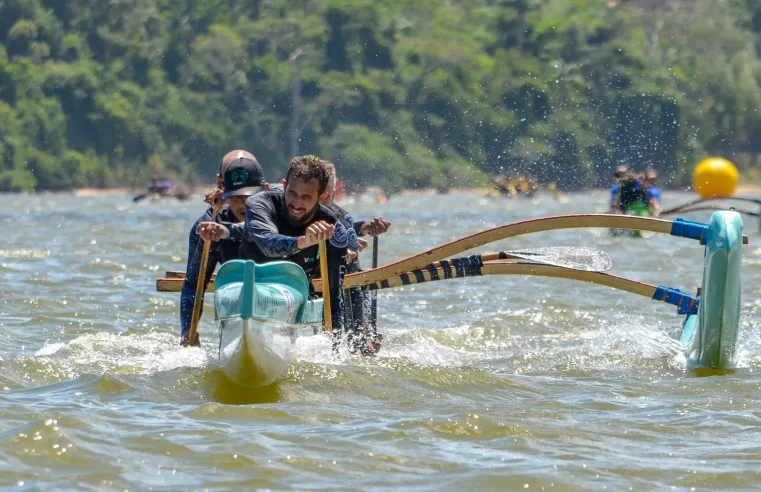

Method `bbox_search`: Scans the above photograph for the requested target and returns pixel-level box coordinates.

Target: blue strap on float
[653,285,700,315]
[670,217,710,244]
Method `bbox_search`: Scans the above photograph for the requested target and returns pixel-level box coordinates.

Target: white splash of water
[33,332,209,377]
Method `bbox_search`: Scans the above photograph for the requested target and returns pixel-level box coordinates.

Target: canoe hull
[214,260,323,387]
[218,317,297,387]
[680,211,743,368]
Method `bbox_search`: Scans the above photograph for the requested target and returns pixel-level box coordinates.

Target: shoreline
[71,186,214,197]
[19,183,761,198]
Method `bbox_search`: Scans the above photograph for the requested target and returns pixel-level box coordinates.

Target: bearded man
[196,155,352,334]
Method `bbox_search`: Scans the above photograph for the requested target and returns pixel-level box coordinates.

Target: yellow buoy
[693,157,738,199]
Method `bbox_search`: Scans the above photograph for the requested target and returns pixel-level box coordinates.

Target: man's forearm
[251,228,301,257]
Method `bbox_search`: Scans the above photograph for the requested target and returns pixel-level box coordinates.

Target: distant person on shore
[135,176,184,202]
[180,150,270,346]
[321,160,391,355]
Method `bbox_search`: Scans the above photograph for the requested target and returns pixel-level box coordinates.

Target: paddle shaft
[370,236,379,327]
[187,203,222,345]
[319,241,332,331]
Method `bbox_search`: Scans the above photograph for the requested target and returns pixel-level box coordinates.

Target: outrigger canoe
[157,211,745,386]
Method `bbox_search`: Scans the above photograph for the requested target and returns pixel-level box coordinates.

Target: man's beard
[285,201,319,227]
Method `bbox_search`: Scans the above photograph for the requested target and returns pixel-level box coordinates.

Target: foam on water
[30,332,208,380]
[735,315,761,367]
[3,192,761,490]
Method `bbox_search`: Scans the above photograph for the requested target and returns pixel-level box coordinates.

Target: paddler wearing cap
[196,155,351,340]
[179,150,269,346]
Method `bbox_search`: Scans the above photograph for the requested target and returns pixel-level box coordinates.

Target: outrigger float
[157,212,746,387]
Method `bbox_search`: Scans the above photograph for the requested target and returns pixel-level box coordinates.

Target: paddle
[370,236,379,328]
[133,192,150,203]
[187,202,223,346]
[319,240,332,331]
[490,246,612,271]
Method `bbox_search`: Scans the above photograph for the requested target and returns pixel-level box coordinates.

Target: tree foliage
[1,0,760,192]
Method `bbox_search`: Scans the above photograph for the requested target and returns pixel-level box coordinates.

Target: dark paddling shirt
[228,190,354,331]
[618,180,648,211]
[180,205,241,337]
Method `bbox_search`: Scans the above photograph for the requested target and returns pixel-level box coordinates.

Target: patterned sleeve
[329,220,360,252]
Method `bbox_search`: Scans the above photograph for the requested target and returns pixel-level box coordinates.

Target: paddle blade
[506,246,613,272]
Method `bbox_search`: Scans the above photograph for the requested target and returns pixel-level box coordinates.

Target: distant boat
[133,178,191,202]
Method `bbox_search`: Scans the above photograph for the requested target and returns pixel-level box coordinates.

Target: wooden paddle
[187,202,222,346]
[319,240,332,331]
[133,191,154,203]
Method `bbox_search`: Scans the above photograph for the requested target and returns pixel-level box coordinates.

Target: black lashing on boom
[426,263,440,281]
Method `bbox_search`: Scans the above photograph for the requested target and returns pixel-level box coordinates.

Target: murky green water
[2,191,761,490]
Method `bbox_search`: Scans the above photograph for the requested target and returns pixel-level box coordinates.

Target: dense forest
[1,0,761,192]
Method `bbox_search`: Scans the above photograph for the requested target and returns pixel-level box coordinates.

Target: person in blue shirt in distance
[608,165,629,213]
[643,168,662,217]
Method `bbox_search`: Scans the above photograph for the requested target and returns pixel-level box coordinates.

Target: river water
[2,190,761,490]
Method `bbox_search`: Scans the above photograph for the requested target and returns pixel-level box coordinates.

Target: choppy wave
[1,192,761,489]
